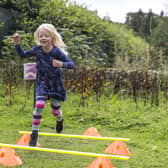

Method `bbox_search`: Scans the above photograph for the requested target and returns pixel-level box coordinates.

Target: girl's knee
[52,109,61,116]
[35,100,46,109]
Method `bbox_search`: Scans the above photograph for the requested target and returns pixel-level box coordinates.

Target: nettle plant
[64,66,110,106]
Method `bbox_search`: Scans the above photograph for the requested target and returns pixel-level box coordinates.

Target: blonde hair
[34,23,67,54]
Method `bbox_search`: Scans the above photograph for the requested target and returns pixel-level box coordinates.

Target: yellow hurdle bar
[0,143,129,160]
[19,131,130,141]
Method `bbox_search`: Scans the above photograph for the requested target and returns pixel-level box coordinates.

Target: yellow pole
[19,131,130,141]
[0,143,129,160]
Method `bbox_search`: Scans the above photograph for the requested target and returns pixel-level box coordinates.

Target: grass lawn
[0,87,168,168]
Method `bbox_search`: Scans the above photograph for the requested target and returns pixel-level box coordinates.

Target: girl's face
[38,28,53,49]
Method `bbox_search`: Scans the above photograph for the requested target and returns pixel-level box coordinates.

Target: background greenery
[1,0,167,69]
[0,0,168,167]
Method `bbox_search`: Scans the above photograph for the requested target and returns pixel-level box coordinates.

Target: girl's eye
[39,35,49,38]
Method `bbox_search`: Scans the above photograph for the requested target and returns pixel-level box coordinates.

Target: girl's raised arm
[12,33,36,58]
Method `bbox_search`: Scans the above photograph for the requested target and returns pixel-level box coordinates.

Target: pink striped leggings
[32,96,62,130]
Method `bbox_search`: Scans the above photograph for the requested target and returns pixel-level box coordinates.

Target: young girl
[12,23,75,146]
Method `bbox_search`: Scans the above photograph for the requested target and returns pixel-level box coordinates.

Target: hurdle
[0,143,129,160]
[19,131,130,141]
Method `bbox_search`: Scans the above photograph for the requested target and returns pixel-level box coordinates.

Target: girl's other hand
[12,33,21,45]
[52,59,63,68]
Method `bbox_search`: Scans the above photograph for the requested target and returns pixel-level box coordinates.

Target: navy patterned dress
[16,45,75,101]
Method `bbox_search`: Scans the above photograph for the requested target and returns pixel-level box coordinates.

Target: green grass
[0,87,168,168]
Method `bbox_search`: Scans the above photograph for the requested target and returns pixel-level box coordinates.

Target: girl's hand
[12,33,21,45]
[52,59,63,68]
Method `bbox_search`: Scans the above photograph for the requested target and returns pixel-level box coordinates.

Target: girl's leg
[29,96,46,146]
[51,98,63,133]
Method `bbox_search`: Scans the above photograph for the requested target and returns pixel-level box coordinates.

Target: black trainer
[29,130,38,147]
[56,118,64,133]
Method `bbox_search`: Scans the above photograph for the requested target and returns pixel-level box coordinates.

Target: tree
[126,9,145,37]
[151,17,168,63]
[126,9,159,41]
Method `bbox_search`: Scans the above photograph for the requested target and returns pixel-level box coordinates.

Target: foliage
[0,31,34,104]
[0,0,151,68]
[1,31,34,60]
[0,7,17,53]
[151,17,168,63]
[126,9,160,40]
[0,60,22,105]
[1,60,168,106]
[0,0,43,21]
[64,66,110,105]
[125,9,168,68]
[64,67,168,106]
[110,24,150,68]
[37,0,151,67]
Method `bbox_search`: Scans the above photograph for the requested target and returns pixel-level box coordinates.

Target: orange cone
[83,127,101,136]
[0,147,23,167]
[16,134,31,146]
[16,134,40,147]
[87,157,115,168]
[104,140,130,156]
